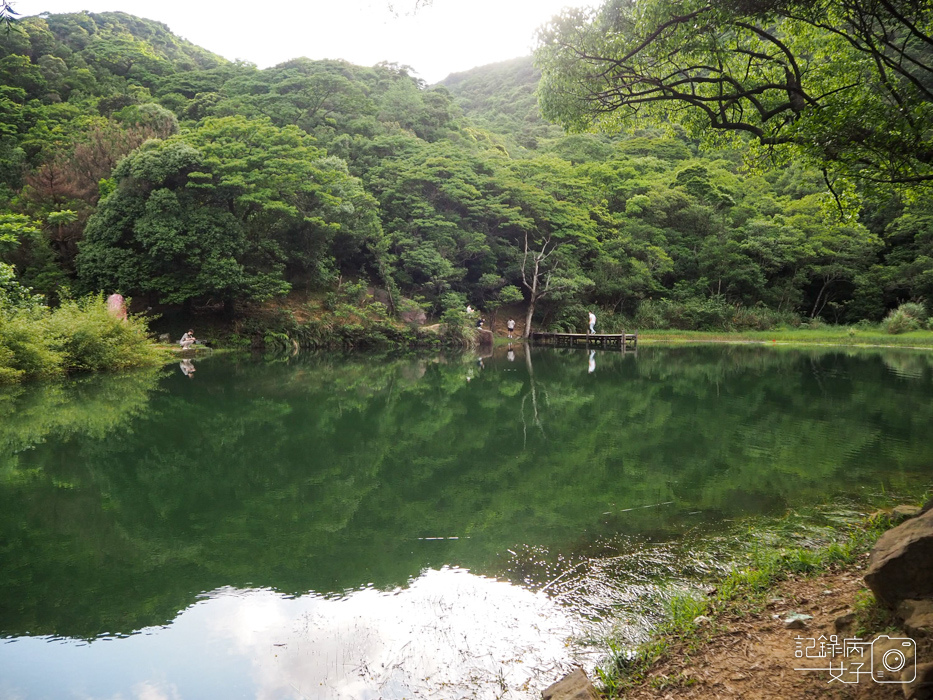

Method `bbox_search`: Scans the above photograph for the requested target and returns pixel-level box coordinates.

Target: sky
[11,0,585,83]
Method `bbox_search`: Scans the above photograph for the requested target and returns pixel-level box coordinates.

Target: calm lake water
[1,344,931,699]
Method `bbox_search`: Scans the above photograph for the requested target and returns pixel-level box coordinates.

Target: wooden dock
[531,331,638,350]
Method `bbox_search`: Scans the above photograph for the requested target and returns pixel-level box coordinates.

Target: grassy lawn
[638,328,933,348]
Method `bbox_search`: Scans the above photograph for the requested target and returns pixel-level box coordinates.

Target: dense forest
[0,9,930,338]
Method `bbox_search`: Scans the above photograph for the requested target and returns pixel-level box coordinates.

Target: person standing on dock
[588,311,596,334]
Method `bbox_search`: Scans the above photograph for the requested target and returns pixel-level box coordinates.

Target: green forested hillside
[441,56,563,153]
[0,11,930,339]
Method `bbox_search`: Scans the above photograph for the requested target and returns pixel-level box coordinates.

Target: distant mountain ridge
[439,56,563,150]
[3,11,227,84]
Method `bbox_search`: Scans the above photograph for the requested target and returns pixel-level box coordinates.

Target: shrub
[881,301,929,334]
[0,309,62,381]
[550,303,589,332]
[897,301,928,321]
[440,307,472,346]
[634,298,796,331]
[0,293,163,383]
[632,300,667,330]
[0,262,45,312]
[46,296,163,371]
[438,292,467,313]
[882,308,921,335]
[730,304,798,330]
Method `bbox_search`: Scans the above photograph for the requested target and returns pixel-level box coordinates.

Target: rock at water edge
[541,668,601,700]
[865,509,933,607]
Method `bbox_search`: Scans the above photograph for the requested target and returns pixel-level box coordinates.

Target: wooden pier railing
[531,331,638,349]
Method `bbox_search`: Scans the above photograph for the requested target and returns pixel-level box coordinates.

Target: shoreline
[585,500,932,699]
[636,329,933,350]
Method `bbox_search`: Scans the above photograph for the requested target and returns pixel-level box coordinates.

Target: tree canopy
[0,9,927,328]
[535,0,933,187]
[78,116,386,308]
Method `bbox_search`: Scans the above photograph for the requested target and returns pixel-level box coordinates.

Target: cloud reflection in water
[0,567,582,700]
[206,567,580,699]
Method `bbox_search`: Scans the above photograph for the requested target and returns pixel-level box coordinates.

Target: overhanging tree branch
[536,0,933,186]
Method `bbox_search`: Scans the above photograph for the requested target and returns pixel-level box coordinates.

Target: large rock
[865,509,933,607]
[400,308,427,326]
[898,599,933,638]
[368,287,392,307]
[541,668,600,700]
[476,328,494,346]
[894,505,923,521]
[902,661,933,700]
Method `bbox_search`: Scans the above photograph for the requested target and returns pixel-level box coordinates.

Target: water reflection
[0,569,579,700]
[0,345,931,698]
[179,358,196,378]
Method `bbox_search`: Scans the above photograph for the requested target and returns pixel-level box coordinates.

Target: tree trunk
[523,298,536,339]
[810,276,836,318]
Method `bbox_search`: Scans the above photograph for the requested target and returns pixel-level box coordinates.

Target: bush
[800,317,823,330]
[0,309,62,380]
[880,301,929,334]
[0,294,163,383]
[549,303,589,332]
[439,307,472,346]
[897,301,928,321]
[46,296,163,371]
[634,298,796,331]
[882,308,921,335]
[0,262,45,312]
[730,305,798,330]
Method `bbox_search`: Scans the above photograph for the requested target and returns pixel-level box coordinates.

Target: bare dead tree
[520,231,570,338]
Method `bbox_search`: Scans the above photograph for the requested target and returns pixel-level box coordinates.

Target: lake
[1,344,931,699]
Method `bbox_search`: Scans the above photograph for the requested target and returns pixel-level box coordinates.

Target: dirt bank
[621,564,929,699]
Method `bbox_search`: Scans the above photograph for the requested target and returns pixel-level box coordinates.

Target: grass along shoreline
[594,494,931,697]
[638,328,933,349]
